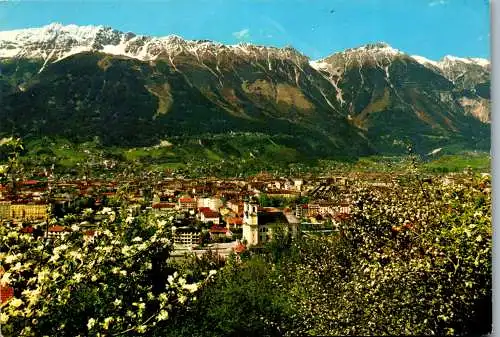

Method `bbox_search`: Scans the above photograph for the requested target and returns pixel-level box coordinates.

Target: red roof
[209,226,228,234]
[0,267,14,304]
[201,209,219,218]
[0,284,14,303]
[179,197,194,203]
[22,180,40,185]
[84,230,96,237]
[226,217,243,225]
[20,226,34,234]
[48,225,67,232]
[234,242,246,254]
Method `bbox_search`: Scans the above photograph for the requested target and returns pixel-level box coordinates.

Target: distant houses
[0,200,49,221]
[172,226,201,246]
[178,197,197,212]
[198,207,221,225]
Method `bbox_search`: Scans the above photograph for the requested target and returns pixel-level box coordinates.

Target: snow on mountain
[0,23,308,69]
[411,54,490,70]
[469,58,490,67]
[343,42,403,56]
[410,55,441,68]
[0,23,490,77]
[308,40,489,75]
[309,42,403,69]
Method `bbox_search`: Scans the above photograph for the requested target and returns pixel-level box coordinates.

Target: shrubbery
[0,209,215,336]
[160,172,491,336]
[279,172,491,335]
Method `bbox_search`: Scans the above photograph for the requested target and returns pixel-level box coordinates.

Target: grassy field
[15,136,491,177]
[423,153,491,173]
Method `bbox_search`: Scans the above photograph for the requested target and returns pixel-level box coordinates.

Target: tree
[161,256,296,337]
[279,172,492,336]
[0,207,216,336]
[0,137,25,197]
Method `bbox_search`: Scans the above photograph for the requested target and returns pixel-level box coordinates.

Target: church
[242,198,299,247]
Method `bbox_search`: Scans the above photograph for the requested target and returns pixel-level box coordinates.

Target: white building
[197,197,223,211]
[242,199,299,247]
[199,208,220,225]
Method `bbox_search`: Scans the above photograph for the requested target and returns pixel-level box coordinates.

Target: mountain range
[0,23,491,166]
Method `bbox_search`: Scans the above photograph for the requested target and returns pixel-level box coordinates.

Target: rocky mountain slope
[0,24,491,161]
[310,43,490,150]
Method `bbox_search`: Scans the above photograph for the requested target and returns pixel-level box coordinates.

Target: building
[0,200,10,219]
[172,226,201,246]
[208,226,232,240]
[152,202,177,215]
[47,225,69,238]
[242,199,299,247]
[178,197,197,212]
[226,199,244,216]
[199,208,220,225]
[266,190,300,199]
[242,200,259,245]
[337,203,351,215]
[293,179,303,191]
[1,202,49,221]
[296,203,323,218]
[225,216,243,229]
[197,197,223,212]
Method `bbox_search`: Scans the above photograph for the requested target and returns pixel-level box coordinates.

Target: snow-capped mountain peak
[0,23,121,60]
[0,23,309,69]
[410,55,441,68]
[341,41,403,57]
[441,55,490,67]
[411,54,490,70]
[0,23,489,78]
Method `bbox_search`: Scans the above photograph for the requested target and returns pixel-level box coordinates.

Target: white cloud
[232,28,250,41]
[429,0,448,6]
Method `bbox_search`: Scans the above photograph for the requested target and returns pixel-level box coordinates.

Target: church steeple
[242,196,259,246]
[244,197,258,222]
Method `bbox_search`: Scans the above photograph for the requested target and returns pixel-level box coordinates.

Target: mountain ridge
[0,23,491,166]
[0,23,489,72]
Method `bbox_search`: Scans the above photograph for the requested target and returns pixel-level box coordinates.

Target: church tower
[242,197,259,246]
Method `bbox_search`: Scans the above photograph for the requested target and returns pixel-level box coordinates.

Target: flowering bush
[0,207,214,336]
[280,172,491,336]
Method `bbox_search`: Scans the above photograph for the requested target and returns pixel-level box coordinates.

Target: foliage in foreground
[286,173,491,336]
[0,209,215,336]
[162,172,492,336]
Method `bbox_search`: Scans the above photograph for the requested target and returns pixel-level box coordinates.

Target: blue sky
[0,0,490,60]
